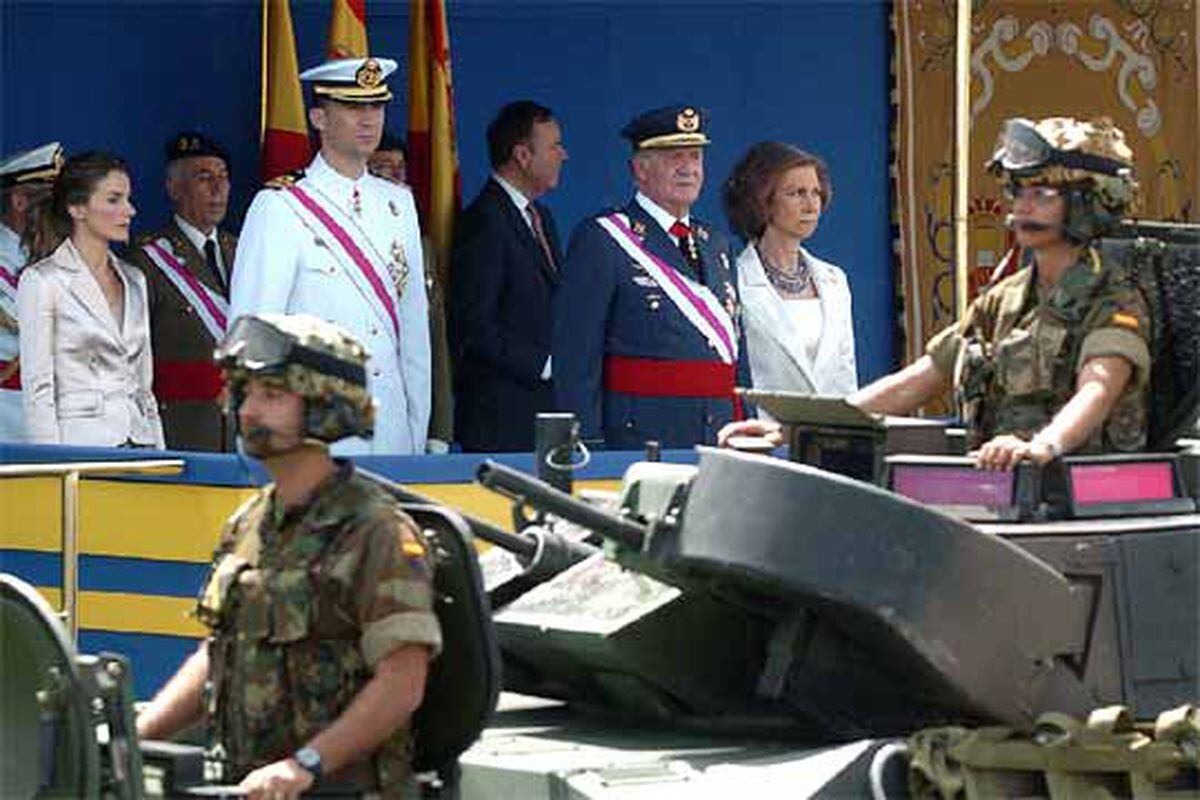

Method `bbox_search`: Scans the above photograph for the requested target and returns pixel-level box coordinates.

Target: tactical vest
[956,252,1147,451]
[197,491,415,792]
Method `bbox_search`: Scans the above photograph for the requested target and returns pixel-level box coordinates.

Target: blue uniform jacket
[552,198,749,450]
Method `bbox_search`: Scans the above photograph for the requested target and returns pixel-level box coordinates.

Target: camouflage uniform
[926,249,1151,451]
[197,461,441,795]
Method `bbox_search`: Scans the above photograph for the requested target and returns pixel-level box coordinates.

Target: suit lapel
[488,179,556,284]
[165,219,229,298]
[625,200,691,277]
[741,246,818,388]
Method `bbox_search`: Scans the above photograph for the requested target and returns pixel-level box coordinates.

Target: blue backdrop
[0,0,894,379]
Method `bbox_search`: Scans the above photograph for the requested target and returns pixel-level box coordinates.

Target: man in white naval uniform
[230,57,430,455]
[0,142,64,441]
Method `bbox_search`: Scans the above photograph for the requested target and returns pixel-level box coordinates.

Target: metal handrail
[0,458,185,641]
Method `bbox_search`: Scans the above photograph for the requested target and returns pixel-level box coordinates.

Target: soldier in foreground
[136,313,441,799]
[722,116,1150,470]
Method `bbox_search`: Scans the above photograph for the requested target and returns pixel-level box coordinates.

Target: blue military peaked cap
[621,105,711,150]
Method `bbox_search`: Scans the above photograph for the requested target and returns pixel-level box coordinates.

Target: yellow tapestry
[893,0,1198,367]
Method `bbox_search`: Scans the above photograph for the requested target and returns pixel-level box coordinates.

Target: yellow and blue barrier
[0,443,695,697]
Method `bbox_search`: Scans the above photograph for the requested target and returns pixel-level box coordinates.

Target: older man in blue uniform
[553,106,744,449]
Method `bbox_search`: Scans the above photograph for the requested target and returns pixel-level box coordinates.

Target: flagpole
[954,0,971,321]
[260,0,269,147]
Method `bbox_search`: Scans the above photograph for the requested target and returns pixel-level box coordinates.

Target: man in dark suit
[451,101,567,451]
[129,132,236,451]
[552,105,745,450]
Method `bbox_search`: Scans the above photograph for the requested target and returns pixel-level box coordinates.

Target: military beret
[165,131,230,168]
[300,56,397,104]
[621,105,711,150]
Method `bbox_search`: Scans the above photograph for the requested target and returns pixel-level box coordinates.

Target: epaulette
[263,169,305,190]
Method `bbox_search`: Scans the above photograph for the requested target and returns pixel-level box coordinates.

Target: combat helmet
[987,116,1137,243]
[215,313,375,443]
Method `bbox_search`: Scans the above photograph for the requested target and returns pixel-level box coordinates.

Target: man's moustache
[1006,214,1059,233]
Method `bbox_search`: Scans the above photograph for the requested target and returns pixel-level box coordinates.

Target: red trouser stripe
[155,360,224,402]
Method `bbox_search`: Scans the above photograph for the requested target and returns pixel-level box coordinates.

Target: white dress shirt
[174,214,225,279]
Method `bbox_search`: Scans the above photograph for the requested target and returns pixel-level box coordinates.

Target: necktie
[669,219,703,280]
[527,204,556,270]
[204,239,227,297]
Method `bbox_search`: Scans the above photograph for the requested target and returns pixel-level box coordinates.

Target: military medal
[631,219,647,239]
[351,186,363,217]
[389,239,410,297]
[695,224,709,242]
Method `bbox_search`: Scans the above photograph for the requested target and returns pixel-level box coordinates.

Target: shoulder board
[263,169,305,190]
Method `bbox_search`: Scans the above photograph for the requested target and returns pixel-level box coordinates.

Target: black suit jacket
[451,178,563,451]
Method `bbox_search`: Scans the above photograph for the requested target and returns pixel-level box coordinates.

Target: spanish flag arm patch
[1109,311,1140,332]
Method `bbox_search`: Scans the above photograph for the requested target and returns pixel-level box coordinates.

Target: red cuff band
[0,360,19,391]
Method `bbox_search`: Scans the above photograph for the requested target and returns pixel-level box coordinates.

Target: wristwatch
[293,745,323,782]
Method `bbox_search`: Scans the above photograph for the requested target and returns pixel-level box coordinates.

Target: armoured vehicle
[458,221,1200,797]
[1,222,1197,797]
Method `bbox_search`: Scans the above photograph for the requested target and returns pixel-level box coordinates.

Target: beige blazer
[17,238,164,446]
[736,243,859,401]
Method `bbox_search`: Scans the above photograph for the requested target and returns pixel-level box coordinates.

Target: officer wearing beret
[0,142,64,441]
[552,105,745,449]
[230,57,430,456]
[128,132,237,451]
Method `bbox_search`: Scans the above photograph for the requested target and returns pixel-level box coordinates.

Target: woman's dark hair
[723,141,832,241]
[24,151,129,262]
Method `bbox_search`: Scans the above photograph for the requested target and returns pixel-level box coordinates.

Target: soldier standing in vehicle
[136,313,441,799]
[722,116,1150,471]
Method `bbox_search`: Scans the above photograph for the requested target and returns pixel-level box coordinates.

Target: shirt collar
[309,152,368,198]
[492,173,532,214]
[174,214,216,255]
[635,191,689,237]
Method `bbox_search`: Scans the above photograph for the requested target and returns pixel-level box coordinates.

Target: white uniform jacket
[230,154,431,455]
[18,238,165,447]
[1,222,27,440]
[736,243,858,400]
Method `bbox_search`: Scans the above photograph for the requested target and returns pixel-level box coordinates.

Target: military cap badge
[356,58,384,89]
[677,108,701,133]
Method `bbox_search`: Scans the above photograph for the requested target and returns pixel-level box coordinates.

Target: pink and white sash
[279,184,400,341]
[596,213,737,364]
[0,264,18,308]
[141,238,228,340]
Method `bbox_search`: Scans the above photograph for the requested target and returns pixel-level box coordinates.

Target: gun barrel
[476,460,647,551]
[360,468,538,559]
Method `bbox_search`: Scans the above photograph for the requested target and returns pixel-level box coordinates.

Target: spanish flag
[327,0,368,59]
[408,0,460,275]
[260,0,311,181]
[408,0,460,443]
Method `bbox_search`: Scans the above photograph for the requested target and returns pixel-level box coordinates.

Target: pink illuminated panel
[892,465,1014,509]
[1069,461,1176,505]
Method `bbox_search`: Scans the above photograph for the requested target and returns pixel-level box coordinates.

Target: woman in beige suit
[18,151,163,447]
[724,142,858,402]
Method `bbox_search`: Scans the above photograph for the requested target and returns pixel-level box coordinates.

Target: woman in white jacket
[18,152,163,447]
[724,142,858,401]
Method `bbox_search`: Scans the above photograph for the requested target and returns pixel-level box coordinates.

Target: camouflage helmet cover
[988,115,1138,215]
[216,313,375,442]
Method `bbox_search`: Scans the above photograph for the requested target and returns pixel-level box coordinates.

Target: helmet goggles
[988,118,1129,179]
[215,315,367,388]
